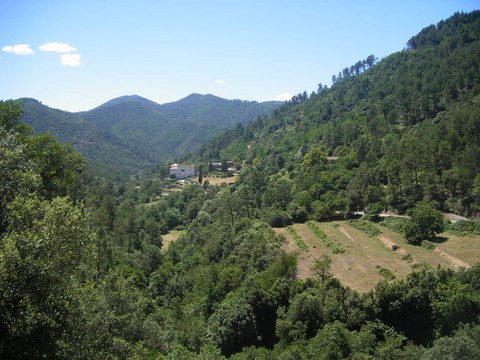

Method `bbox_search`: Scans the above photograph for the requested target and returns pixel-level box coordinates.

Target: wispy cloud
[39,42,77,53]
[274,93,292,101]
[2,44,35,55]
[61,53,82,67]
[215,79,226,85]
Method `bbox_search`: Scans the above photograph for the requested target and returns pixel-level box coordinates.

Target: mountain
[18,94,282,175]
[196,11,480,217]
[90,95,161,110]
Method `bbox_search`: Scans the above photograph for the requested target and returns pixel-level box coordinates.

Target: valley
[1,9,480,359]
[18,94,281,175]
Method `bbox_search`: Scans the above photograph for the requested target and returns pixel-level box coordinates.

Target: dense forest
[1,10,480,359]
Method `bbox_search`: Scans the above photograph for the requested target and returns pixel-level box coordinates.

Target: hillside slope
[197,11,480,217]
[19,94,281,175]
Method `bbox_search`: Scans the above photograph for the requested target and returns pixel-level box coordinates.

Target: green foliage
[348,219,382,237]
[262,207,292,227]
[432,277,480,336]
[404,203,445,245]
[27,133,85,198]
[375,266,437,344]
[421,323,480,360]
[365,202,383,221]
[312,254,332,282]
[381,216,409,233]
[302,147,327,168]
[378,266,396,280]
[448,220,480,236]
[0,195,95,358]
[207,292,257,355]
[0,127,40,231]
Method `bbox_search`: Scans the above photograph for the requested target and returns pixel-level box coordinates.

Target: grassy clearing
[201,176,237,185]
[436,231,479,267]
[161,229,185,251]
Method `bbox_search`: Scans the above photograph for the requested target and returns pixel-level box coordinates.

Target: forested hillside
[199,10,480,218]
[2,10,480,360]
[19,94,281,175]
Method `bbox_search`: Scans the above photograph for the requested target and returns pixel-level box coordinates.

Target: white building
[170,163,195,179]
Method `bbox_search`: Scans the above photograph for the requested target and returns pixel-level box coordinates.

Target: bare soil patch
[377,234,409,257]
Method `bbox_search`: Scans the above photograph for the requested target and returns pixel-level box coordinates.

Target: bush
[447,220,480,236]
[262,207,292,227]
[377,266,395,280]
[381,217,409,233]
[287,202,309,223]
[348,219,381,237]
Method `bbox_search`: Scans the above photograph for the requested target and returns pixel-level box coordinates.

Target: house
[170,163,195,179]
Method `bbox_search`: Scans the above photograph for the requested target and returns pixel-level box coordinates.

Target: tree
[0,100,28,134]
[432,277,480,336]
[198,165,203,184]
[404,202,445,245]
[422,324,480,360]
[27,133,85,198]
[221,159,228,172]
[312,254,332,283]
[207,292,257,355]
[0,127,39,232]
[302,148,327,169]
[365,202,383,222]
[0,195,95,358]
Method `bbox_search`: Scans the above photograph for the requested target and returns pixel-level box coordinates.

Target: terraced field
[275,221,479,293]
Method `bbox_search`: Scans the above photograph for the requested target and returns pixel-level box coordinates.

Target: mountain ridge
[17,93,282,175]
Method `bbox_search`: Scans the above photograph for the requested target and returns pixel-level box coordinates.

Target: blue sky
[1,1,478,112]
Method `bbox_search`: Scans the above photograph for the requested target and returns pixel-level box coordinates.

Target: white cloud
[274,93,292,101]
[2,44,35,55]
[215,79,226,85]
[39,42,77,53]
[61,53,82,67]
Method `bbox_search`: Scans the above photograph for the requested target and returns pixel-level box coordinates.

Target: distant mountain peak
[92,95,160,111]
[174,93,221,104]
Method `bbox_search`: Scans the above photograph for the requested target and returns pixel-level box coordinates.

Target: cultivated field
[275,221,480,293]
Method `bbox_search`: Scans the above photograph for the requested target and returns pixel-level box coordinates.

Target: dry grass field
[201,176,237,185]
[275,221,480,293]
[161,229,186,251]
